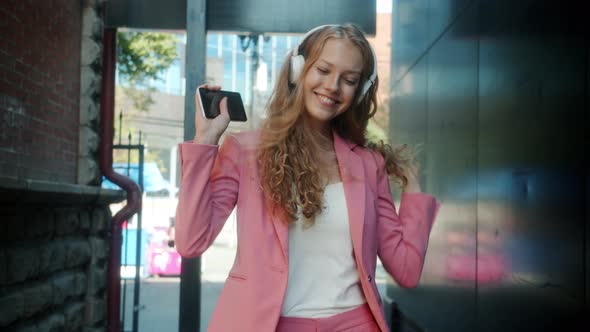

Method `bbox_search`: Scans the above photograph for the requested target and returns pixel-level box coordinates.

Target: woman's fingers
[402,162,422,193]
[212,97,231,133]
[194,84,222,117]
[218,97,230,120]
[193,84,230,144]
[194,91,207,135]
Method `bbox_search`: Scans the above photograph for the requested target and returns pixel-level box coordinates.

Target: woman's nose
[324,74,340,92]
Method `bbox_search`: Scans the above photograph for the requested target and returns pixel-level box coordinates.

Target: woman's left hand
[402,162,422,193]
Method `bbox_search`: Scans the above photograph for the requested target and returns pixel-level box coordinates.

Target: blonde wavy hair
[257,24,413,225]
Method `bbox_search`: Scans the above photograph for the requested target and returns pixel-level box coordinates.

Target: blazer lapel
[333,132,366,262]
[270,202,289,263]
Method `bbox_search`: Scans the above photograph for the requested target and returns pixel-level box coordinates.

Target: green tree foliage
[114,31,177,174]
[116,31,178,111]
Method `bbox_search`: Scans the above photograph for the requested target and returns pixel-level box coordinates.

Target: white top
[281,182,366,318]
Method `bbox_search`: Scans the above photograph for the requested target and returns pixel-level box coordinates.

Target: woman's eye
[345,79,358,86]
[317,67,329,74]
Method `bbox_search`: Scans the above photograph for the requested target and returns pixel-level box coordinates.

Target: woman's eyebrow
[317,59,362,75]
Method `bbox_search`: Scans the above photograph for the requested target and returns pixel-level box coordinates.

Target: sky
[377,0,392,13]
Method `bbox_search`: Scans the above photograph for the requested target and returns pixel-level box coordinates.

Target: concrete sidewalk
[121,243,234,332]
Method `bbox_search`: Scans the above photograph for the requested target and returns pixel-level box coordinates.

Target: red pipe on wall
[99,27,142,332]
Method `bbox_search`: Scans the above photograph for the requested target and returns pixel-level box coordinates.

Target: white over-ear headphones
[288,24,378,102]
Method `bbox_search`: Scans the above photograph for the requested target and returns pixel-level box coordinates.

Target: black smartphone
[198,87,247,122]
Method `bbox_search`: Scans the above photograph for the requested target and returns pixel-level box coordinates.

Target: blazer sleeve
[375,153,441,288]
[174,135,241,258]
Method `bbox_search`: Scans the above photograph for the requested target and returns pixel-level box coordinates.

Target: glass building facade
[126,32,303,107]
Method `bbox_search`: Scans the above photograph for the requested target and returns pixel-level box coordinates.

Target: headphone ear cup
[357,80,373,103]
[289,54,305,84]
[361,80,372,96]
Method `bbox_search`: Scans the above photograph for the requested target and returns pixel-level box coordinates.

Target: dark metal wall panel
[422,3,479,330]
[586,44,589,327]
[428,0,471,41]
[389,1,479,331]
[389,0,587,331]
[391,0,472,84]
[107,0,375,34]
[388,59,431,332]
[106,0,187,29]
[476,1,586,330]
[389,60,428,149]
[206,0,375,34]
[391,0,430,84]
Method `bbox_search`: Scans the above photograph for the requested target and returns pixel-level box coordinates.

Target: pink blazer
[175,131,440,332]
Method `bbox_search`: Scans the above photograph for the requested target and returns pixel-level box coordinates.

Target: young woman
[175,24,440,332]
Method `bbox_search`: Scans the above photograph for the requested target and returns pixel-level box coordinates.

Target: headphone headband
[288,24,378,102]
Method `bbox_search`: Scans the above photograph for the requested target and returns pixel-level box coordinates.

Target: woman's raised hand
[193,84,231,145]
[401,162,422,193]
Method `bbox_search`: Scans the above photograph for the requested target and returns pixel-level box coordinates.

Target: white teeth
[317,94,336,105]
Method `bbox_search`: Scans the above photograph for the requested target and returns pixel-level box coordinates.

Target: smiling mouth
[315,92,339,106]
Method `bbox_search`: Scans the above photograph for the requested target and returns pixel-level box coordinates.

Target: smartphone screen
[198,88,247,122]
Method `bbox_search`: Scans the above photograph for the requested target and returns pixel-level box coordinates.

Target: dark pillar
[179,0,207,331]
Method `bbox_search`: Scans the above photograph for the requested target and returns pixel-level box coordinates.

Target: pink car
[147,227,181,276]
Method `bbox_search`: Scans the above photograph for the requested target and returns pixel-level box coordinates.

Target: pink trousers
[275,304,380,332]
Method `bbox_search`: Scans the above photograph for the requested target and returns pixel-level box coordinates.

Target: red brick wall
[0,0,81,183]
